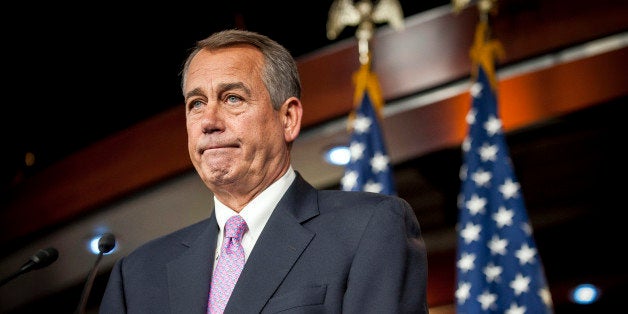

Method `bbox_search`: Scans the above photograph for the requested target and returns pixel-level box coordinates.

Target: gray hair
[181,29,302,110]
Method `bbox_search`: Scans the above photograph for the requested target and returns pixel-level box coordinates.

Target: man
[100,29,428,313]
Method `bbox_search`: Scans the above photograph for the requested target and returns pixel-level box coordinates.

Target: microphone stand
[75,233,115,314]
[0,269,26,287]
[74,252,104,314]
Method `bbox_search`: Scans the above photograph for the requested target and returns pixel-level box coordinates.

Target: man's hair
[181,29,302,110]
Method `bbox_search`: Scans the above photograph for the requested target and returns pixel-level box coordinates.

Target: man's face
[183,45,291,201]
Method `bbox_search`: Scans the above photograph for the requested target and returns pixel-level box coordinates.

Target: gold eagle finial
[451,0,498,19]
[327,0,404,65]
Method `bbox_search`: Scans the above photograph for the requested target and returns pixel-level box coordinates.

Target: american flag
[340,65,396,195]
[455,65,554,313]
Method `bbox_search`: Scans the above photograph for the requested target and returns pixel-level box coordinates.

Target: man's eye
[226,95,242,105]
[190,100,204,110]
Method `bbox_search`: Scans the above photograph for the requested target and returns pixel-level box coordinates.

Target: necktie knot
[224,215,247,240]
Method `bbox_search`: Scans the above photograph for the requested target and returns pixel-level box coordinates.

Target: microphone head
[98,233,116,254]
[30,247,59,270]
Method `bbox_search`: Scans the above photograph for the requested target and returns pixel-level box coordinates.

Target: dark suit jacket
[100,173,428,313]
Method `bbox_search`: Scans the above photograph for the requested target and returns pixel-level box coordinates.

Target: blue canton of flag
[341,89,396,195]
[455,66,554,313]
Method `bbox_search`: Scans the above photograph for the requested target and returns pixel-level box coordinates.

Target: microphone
[0,247,59,287]
[75,233,116,314]
[97,233,116,254]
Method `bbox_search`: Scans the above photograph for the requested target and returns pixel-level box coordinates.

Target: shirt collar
[213,166,296,240]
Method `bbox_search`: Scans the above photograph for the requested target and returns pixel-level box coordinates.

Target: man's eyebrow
[184,87,204,102]
[184,82,252,103]
[218,82,251,97]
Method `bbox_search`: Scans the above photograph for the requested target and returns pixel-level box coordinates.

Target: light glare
[571,283,600,305]
[325,146,350,166]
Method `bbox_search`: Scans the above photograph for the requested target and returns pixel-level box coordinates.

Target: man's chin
[201,167,237,185]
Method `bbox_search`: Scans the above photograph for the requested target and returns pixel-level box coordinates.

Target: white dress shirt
[212,166,296,267]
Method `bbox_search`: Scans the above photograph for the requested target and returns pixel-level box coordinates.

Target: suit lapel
[225,174,319,313]
[167,216,219,314]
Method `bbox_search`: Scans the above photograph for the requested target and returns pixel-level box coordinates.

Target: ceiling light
[324,145,350,166]
[570,283,600,305]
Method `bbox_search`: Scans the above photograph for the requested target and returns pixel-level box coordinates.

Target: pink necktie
[208,215,248,314]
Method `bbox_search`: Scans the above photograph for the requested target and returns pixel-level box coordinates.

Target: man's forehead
[185,48,263,89]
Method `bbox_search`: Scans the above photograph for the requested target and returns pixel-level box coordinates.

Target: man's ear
[281,97,303,143]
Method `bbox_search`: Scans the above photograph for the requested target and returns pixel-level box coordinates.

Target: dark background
[1,0,448,192]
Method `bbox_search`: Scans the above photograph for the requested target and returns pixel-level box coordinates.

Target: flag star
[352,114,372,134]
[521,222,532,235]
[477,290,498,311]
[499,178,520,199]
[457,193,465,209]
[466,107,477,125]
[461,222,482,244]
[363,180,383,193]
[466,194,487,215]
[341,170,358,190]
[484,115,502,136]
[470,82,483,98]
[456,281,472,304]
[479,142,498,162]
[349,141,366,162]
[471,168,492,187]
[510,273,531,296]
[488,235,508,255]
[515,243,537,265]
[539,287,554,307]
[457,252,476,273]
[505,302,526,314]
[483,262,503,283]
[493,206,514,228]
[462,136,472,152]
[459,164,468,181]
[370,152,389,173]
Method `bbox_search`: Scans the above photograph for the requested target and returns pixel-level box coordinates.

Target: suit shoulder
[312,190,421,239]
[124,218,210,263]
[317,189,411,215]
[318,189,408,204]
